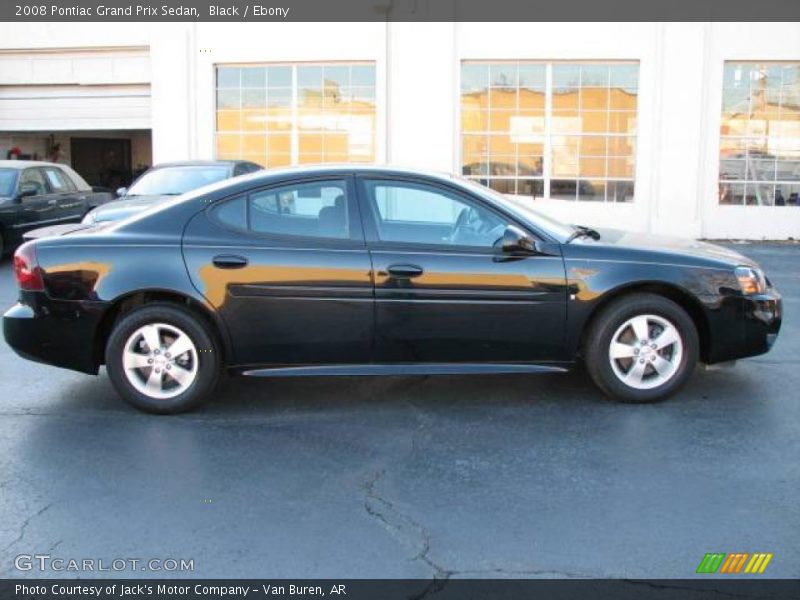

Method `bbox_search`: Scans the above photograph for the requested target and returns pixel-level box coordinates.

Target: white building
[0,22,798,239]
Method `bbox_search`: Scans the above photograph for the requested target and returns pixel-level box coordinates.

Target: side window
[19,168,48,197]
[44,168,76,193]
[210,180,352,241]
[249,180,350,239]
[363,180,508,248]
[211,195,247,229]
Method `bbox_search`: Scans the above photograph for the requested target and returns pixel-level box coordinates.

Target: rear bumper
[3,296,108,374]
[706,289,782,364]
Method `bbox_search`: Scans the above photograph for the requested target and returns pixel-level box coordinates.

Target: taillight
[13,242,45,292]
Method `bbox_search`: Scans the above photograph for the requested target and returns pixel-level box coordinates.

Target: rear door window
[210,179,359,242]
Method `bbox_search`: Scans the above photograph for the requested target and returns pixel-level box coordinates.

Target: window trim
[717,61,800,207]
[355,174,547,254]
[458,60,639,203]
[213,62,378,168]
[206,174,366,247]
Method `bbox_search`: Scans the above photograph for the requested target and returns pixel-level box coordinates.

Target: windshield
[461,178,575,242]
[127,166,229,196]
[0,169,18,197]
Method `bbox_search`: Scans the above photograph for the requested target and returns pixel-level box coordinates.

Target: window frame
[717,61,800,207]
[206,174,366,248]
[459,60,639,203]
[213,62,378,168]
[355,174,544,254]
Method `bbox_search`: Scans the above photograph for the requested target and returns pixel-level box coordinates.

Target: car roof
[240,163,458,184]
[0,160,67,169]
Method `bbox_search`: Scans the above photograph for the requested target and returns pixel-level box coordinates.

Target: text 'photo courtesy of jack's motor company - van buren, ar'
[15,583,348,597]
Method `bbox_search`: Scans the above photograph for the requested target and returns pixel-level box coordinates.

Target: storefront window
[719,63,800,206]
[215,63,376,167]
[461,61,638,202]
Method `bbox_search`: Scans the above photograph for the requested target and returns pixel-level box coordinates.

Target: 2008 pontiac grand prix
[3,166,782,413]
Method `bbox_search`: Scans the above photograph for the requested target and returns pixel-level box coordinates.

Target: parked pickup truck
[0,160,114,255]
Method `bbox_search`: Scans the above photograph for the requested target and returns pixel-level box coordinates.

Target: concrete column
[648,23,709,238]
[149,24,194,163]
[387,22,456,171]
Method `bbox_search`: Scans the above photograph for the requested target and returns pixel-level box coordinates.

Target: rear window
[128,166,230,196]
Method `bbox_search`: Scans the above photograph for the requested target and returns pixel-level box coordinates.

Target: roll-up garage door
[0,47,151,131]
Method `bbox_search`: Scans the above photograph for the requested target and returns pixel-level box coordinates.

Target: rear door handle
[212,254,249,269]
[385,264,424,278]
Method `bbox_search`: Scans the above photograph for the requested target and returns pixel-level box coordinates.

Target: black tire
[584,293,699,403]
[0,230,4,257]
[105,303,220,414]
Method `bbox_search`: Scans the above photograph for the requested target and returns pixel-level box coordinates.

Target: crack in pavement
[4,502,55,552]
[361,397,605,598]
[363,469,598,599]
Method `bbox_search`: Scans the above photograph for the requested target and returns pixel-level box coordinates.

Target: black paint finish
[2,166,782,377]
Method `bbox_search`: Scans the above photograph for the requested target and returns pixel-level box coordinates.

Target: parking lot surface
[0,243,798,579]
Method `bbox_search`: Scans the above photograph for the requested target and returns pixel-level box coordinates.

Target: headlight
[81,211,97,225]
[735,266,767,295]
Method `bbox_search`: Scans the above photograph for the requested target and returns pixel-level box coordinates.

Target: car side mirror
[116,187,128,198]
[500,225,537,254]
[17,183,38,200]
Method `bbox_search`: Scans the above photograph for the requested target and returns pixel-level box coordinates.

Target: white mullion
[514,61,520,196]
[604,74,611,202]
[543,63,552,200]
[290,65,299,165]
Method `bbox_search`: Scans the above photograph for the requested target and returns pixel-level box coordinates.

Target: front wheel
[584,294,699,403]
[105,303,220,414]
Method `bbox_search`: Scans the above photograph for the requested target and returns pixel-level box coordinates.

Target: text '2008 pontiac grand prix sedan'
[3,166,782,413]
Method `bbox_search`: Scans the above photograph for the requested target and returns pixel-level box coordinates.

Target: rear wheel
[105,303,220,414]
[584,293,698,403]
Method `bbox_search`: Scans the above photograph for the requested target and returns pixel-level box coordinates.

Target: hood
[588,228,759,268]
[89,194,172,223]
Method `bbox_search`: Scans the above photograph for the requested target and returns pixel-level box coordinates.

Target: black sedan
[0,160,113,254]
[3,167,782,413]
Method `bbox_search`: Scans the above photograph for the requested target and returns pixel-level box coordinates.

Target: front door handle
[385,264,424,279]
[212,254,249,269]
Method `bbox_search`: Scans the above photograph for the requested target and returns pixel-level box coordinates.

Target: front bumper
[3,295,107,374]
[707,288,782,364]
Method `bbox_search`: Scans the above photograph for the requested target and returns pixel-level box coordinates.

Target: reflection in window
[215,64,376,168]
[461,61,638,202]
[365,180,507,248]
[719,63,800,206]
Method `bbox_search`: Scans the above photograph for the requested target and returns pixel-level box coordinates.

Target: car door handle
[212,254,249,269]
[48,199,57,205]
[385,264,424,279]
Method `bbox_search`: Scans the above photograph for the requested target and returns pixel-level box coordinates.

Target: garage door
[0,47,150,131]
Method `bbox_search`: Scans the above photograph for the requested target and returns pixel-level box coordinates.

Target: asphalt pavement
[0,243,798,579]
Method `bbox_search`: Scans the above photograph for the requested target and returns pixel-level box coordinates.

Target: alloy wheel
[122,322,199,399]
[607,314,684,390]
